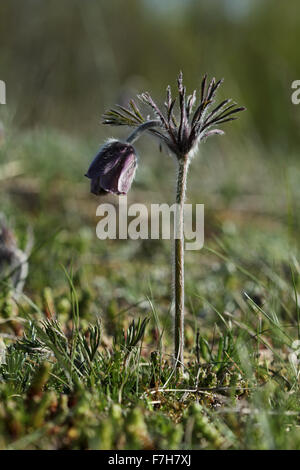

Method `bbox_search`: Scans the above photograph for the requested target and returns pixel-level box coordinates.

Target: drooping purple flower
[85,139,137,195]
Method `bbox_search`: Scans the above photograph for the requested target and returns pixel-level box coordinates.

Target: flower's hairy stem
[174,155,190,371]
[126,120,161,144]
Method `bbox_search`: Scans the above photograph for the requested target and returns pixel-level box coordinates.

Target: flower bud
[85,139,137,195]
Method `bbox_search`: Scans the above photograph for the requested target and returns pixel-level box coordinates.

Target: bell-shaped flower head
[85,139,137,195]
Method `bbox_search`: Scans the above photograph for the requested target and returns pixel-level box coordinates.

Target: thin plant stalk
[126,120,161,144]
[174,156,189,370]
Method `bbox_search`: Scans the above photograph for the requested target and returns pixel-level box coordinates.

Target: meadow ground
[0,126,300,450]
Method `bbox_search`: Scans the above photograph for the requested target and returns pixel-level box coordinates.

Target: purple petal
[85,140,137,195]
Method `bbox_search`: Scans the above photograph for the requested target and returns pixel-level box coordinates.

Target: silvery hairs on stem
[102,71,246,160]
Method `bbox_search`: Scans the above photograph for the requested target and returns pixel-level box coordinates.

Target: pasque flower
[85,139,137,195]
[88,72,245,371]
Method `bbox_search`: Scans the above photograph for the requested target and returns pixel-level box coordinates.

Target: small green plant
[86,72,245,371]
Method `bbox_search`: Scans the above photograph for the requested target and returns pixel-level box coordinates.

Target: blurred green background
[0,0,300,148]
